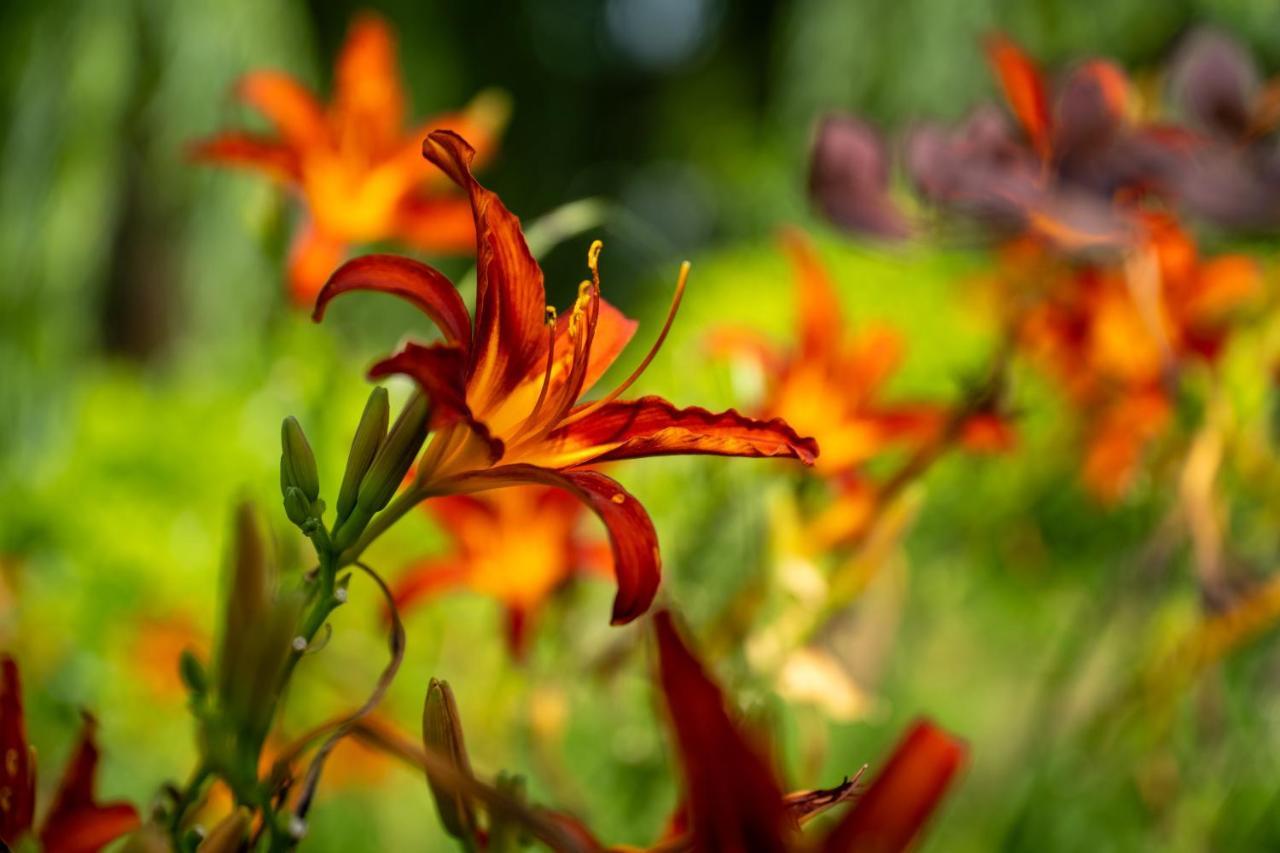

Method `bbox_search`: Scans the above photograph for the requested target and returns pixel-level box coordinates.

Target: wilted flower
[193,14,508,303]
[393,486,611,656]
[316,129,818,625]
[0,657,140,851]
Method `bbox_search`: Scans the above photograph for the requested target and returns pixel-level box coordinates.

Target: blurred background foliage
[3,0,1280,850]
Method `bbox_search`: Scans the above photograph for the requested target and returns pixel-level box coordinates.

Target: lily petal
[654,611,791,853]
[236,71,329,149]
[821,720,965,853]
[438,466,660,624]
[539,397,819,469]
[423,130,549,409]
[780,229,845,364]
[313,253,472,348]
[985,33,1053,161]
[0,657,35,845]
[38,714,141,853]
[391,558,473,615]
[395,193,478,254]
[188,133,301,184]
[332,14,405,153]
[370,343,502,460]
[289,225,347,308]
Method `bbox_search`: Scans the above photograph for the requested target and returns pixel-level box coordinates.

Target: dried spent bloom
[192,14,508,304]
[392,487,612,656]
[0,657,140,851]
[315,129,818,625]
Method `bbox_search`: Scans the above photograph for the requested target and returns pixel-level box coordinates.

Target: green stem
[336,484,427,568]
[168,763,211,840]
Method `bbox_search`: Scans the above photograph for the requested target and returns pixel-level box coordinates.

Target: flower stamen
[562,260,689,425]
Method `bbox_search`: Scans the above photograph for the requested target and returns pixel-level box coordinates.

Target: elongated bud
[357,394,429,515]
[337,387,390,523]
[283,486,312,528]
[487,771,530,852]
[118,823,172,853]
[422,678,478,841]
[198,807,250,852]
[179,649,207,698]
[280,417,320,503]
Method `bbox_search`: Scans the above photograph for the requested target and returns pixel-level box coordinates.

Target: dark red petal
[808,114,912,240]
[437,466,660,624]
[1170,27,1259,138]
[369,343,502,461]
[653,611,791,853]
[543,397,819,469]
[423,130,549,407]
[0,657,35,845]
[313,254,472,349]
[39,714,141,853]
[821,720,966,853]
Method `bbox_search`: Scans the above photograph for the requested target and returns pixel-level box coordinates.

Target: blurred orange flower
[193,14,508,304]
[1009,213,1260,499]
[712,230,1011,545]
[317,130,817,625]
[392,487,611,656]
[0,657,139,852]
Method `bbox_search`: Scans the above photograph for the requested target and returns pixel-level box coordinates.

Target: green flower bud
[337,387,390,524]
[422,678,477,842]
[178,649,207,698]
[280,416,320,502]
[357,394,429,515]
[282,485,312,528]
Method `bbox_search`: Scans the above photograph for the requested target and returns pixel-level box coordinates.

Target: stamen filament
[561,260,689,426]
[527,308,559,424]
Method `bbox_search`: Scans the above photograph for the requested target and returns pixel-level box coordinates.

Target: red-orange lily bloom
[392,486,612,655]
[0,656,140,852]
[1010,212,1259,499]
[193,14,507,304]
[644,611,965,852]
[711,230,1011,545]
[315,130,817,626]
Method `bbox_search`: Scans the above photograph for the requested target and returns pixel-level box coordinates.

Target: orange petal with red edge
[313,253,472,348]
[423,130,549,406]
[0,657,35,845]
[437,465,660,624]
[821,720,965,853]
[543,396,819,469]
[369,343,502,461]
[38,714,140,853]
[188,133,301,184]
[654,611,791,853]
[236,71,328,149]
[985,33,1053,160]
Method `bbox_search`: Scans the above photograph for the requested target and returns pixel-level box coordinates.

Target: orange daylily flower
[643,611,965,852]
[711,230,1011,545]
[193,14,508,304]
[316,130,817,626]
[0,657,140,852]
[392,486,612,655]
[1010,213,1260,499]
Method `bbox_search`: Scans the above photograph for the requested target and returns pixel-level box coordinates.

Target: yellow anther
[544,305,558,324]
